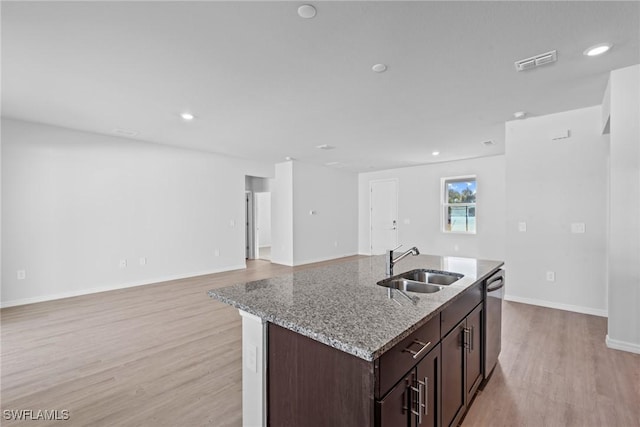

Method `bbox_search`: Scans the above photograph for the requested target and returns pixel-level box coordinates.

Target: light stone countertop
[208,254,503,361]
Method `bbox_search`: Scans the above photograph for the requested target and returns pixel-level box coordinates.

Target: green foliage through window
[443,177,476,233]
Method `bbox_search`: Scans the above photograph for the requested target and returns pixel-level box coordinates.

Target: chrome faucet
[385,245,420,276]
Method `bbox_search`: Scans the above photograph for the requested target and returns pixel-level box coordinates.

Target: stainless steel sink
[398,269,463,286]
[377,269,463,294]
[378,278,444,294]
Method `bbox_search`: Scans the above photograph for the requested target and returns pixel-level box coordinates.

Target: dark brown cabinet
[267,272,499,427]
[377,343,441,427]
[441,303,483,427]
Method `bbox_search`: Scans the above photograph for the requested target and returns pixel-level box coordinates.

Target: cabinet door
[465,303,483,402]
[441,320,465,427]
[378,374,412,427]
[415,344,441,427]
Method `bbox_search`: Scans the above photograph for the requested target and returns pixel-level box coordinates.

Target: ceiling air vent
[515,50,557,72]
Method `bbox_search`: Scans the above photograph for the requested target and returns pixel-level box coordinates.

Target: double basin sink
[377,269,463,294]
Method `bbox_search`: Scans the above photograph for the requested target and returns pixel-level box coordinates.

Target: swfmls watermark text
[3,409,70,421]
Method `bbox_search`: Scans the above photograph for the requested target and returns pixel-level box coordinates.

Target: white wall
[1,118,273,307]
[271,161,358,266]
[292,162,358,265]
[271,161,294,266]
[256,192,271,247]
[358,156,506,261]
[607,65,640,353]
[505,106,608,316]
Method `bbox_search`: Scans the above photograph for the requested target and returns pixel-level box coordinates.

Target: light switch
[546,271,555,282]
[403,218,411,225]
[571,223,586,233]
[518,222,527,232]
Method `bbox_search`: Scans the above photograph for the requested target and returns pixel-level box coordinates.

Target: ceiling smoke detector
[514,50,557,72]
[513,111,527,119]
[371,63,388,73]
[297,5,316,19]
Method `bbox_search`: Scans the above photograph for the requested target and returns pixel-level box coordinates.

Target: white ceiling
[2,1,639,172]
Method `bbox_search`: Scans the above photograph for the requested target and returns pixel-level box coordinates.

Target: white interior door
[370,179,398,255]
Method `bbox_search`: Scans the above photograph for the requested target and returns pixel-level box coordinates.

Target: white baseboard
[0,264,247,308]
[293,252,359,267]
[606,335,640,354]
[504,294,608,317]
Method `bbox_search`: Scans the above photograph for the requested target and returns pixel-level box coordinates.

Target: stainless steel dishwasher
[484,268,505,378]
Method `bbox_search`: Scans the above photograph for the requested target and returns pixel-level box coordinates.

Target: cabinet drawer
[441,283,482,336]
[377,314,440,398]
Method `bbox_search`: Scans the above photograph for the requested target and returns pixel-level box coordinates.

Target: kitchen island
[209,254,503,427]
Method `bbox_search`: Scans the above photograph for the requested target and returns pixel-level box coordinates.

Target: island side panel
[239,310,268,427]
[268,323,375,427]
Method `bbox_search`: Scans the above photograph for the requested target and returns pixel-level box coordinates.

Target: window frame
[441,175,477,234]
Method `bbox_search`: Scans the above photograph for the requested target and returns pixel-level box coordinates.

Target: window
[442,176,476,233]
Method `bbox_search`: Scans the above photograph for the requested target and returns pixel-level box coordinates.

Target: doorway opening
[245,176,272,261]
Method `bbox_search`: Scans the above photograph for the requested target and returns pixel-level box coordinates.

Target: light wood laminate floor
[2,257,639,426]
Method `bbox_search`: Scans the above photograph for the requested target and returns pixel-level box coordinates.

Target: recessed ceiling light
[325,161,340,166]
[584,43,612,57]
[372,64,387,73]
[432,151,440,156]
[180,112,195,121]
[285,156,294,161]
[316,144,335,150]
[297,4,316,19]
[513,111,527,119]
[482,140,495,146]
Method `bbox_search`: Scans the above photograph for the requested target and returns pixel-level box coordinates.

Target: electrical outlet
[230,219,236,228]
[139,257,147,266]
[403,218,411,225]
[518,222,527,232]
[17,270,26,280]
[546,271,555,282]
[334,241,339,247]
[214,249,220,257]
[119,259,127,269]
[246,345,258,373]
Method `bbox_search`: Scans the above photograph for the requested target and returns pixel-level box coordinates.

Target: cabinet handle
[470,325,475,352]
[409,382,422,425]
[411,379,424,425]
[403,340,432,359]
[423,376,429,416]
[463,327,471,352]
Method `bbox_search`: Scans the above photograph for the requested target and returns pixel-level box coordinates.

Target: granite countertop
[208,254,503,361]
